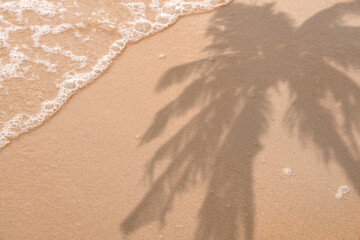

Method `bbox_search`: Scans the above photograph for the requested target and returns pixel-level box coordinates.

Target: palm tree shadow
[121,1,360,239]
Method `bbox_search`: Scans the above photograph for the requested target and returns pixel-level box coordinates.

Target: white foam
[0,0,232,149]
[0,47,28,82]
[0,0,66,21]
[33,58,57,72]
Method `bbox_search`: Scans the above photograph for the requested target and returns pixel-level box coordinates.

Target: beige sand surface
[1,0,360,239]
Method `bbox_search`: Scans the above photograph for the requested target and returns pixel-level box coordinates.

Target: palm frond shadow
[121,1,360,239]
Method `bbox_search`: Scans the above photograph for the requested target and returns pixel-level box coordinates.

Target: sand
[1,0,360,239]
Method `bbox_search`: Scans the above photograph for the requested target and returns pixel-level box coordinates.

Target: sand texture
[1,0,360,239]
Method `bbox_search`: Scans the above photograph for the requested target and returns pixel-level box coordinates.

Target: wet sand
[1,0,360,239]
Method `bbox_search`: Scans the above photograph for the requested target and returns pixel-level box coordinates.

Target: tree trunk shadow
[121,1,360,239]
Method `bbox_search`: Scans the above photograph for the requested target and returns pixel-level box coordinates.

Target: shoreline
[1,1,360,239]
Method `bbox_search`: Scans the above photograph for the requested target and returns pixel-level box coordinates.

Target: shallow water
[0,0,230,149]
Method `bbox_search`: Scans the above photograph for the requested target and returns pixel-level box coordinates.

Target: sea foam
[0,0,231,149]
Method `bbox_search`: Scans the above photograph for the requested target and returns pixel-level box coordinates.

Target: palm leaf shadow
[121,1,360,239]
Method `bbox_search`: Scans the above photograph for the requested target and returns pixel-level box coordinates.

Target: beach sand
[1,0,360,239]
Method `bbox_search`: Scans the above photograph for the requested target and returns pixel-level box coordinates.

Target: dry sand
[1,0,360,239]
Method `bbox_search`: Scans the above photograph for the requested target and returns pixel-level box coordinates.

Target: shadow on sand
[121,1,360,239]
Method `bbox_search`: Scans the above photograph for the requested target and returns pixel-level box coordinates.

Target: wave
[0,0,231,149]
